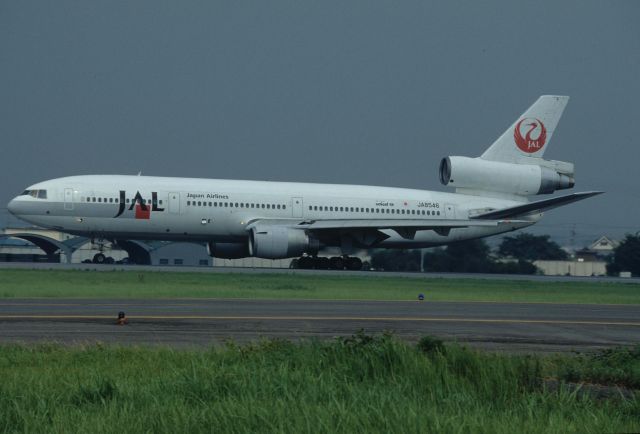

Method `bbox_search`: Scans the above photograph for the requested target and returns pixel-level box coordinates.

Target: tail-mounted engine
[439,156,574,196]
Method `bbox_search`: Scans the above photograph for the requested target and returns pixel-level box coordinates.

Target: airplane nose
[7,198,19,216]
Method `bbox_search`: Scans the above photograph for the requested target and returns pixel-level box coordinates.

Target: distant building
[152,242,211,267]
[574,235,618,262]
[535,235,618,276]
[1,227,210,266]
[588,236,618,255]
[214,257,293,268]
[534,260,607,277]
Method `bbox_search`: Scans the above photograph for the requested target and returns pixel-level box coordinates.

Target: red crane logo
[514,118,547,153]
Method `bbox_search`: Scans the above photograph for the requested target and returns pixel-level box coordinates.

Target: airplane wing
[247,218,525,242]
[470,191,603,220]
[299,218,500,230]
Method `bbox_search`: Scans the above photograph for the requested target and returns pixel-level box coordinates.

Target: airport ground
[0,268,639,352]
[1,267,638,432]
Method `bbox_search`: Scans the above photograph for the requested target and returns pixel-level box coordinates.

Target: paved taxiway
[1,298,638,352]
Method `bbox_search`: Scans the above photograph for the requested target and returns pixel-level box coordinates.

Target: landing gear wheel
[93,253,106,264]
[329,256,345,270]
[298,256,313,269]
[316,257,330,270]
[346,257,363,271]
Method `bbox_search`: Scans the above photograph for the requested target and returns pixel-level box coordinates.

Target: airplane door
[168,192,180,214]
[64,188,74,211]
[292,197,303,218]
[444,203,456,219]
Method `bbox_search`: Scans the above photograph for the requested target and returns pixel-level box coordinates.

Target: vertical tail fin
[481,95,569,163]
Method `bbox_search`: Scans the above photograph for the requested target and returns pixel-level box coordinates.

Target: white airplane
[8,95,600,269]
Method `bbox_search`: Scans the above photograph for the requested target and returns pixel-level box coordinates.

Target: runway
[1,298,638,352]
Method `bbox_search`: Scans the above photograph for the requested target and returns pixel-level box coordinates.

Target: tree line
[370,232,640,276]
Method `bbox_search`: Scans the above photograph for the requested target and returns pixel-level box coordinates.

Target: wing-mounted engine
[207,242,249,259]
[249,225,320,259]
[439,156,574,196]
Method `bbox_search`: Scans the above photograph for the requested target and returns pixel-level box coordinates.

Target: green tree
[498,233,568,260]
[607,234,640,276]
[423,239,494,273]
[370,249,421,272]
[423,239,538,274]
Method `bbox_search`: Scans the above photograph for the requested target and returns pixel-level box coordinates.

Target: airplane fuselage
[7,175,535,250]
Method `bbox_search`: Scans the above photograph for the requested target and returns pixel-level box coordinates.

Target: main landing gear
[296,255,363,271]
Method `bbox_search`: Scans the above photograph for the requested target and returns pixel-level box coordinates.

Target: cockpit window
[20,189,47,199]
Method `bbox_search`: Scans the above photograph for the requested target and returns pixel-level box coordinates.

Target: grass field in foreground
[0,336,638,434]
[0,269,639,303]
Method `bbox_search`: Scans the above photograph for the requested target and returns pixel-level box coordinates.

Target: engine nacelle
[207,242,249,259]
[439,156,574,195]
[249,226,319,259]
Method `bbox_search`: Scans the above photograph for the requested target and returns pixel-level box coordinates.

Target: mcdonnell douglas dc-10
[8,96,600,269]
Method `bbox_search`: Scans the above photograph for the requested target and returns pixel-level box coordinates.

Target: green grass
[0,269,639,304]
[0,335,638,433]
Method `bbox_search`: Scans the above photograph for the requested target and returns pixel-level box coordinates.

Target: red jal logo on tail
[514,118,547,153]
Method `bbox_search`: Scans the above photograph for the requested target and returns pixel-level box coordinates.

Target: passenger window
[98,198,102,203]
[87,197,91,202]
[115,199,119,203]
[283,205,286,209]
[159,200,163,205]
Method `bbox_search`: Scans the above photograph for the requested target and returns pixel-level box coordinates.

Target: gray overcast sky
[1,1,638,247]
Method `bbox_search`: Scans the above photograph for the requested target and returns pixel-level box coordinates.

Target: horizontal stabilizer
[471,191,603,220]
